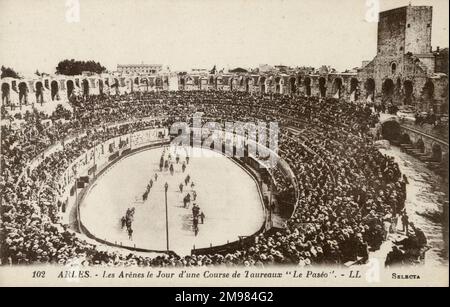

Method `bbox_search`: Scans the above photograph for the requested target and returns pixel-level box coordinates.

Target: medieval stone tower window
[391,63,397,74]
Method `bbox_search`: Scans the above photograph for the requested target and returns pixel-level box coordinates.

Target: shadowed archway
[319,77,326,98]
[1,83,10,105]
[382,78,395,102]
[51,80,59,101]
[304,77,311,96]
[67,80,74,98]
[18,82,28,105]
[35,81,44,104]
[364,78,375,102]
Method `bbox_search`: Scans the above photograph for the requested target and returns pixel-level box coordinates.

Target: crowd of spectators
[1,90,407,266]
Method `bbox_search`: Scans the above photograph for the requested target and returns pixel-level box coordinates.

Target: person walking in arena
[182,162,186,173]
[192,203,200,218]
[179,183,184,193]
[193,216,199,236]
[183,194,191,208]
[199,211,205,224]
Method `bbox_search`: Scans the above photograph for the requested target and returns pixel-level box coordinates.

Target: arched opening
[67,80,74,98]
[155,78,162,88]
[140,78,149,92]
[18,82,28,105]
[391,62,397,75]
[400,133,411,144]
[259,77,266,94]
[229,78,234,91]
[82,79,89,98]
[209,76,214,86]
[432,144,442,162]
[180,77,185,88]
[1,83,10,105]
[35,81,44,104]
[364,78,375,101]
[319,77,326,98]
[332,78,343,98]
[134,77,139,85]
[245,78,250,92]
[51,80,59,101]
[350,78,359,101]
[403,80,413,105]
[289,77,296,95]
[275,77,281,94]
[381,120,401,142]
[422,80,434,102]
[416,139,425,152]
[382,78,395,102]
[304,77,311,96]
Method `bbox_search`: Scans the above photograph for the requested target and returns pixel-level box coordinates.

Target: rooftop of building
[117,64,162,67]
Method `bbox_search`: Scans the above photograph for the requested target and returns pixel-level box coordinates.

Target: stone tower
[376,5,434,73]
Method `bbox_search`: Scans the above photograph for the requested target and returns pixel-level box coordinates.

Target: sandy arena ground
[79,146,265,255]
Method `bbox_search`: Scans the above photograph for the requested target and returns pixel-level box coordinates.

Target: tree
[1,66,21,79]
[56,59,107,75]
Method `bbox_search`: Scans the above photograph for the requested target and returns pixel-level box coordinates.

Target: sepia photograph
[0,0,448,291]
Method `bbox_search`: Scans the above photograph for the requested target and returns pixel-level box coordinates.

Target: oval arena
[2,87,422,267]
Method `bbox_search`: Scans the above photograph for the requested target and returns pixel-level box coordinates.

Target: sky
[0,0,448,75]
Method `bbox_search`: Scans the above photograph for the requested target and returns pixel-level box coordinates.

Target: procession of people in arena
[1,90,430,267]
[121,145,205,239]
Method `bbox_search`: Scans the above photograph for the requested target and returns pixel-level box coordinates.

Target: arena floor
[79,146,265,255]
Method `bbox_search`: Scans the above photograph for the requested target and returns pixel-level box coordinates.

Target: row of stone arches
[286,76,358,99]
[1,76,169,105]
[2,80,64,105]
[380,78,434,104]
[178,75,361,98]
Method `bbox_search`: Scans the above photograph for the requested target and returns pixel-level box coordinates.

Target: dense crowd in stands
[1,90,409,266]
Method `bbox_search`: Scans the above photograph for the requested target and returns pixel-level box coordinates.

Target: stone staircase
[399,142,446,176]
